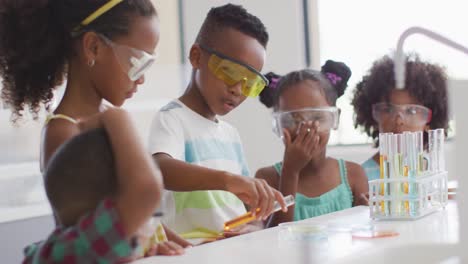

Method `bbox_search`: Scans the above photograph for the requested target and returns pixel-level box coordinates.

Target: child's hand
[163,224,193,248]
[282,121,320,174]
[225,175,287,220]
[222,223,263,238]
[144,241,185,256]
[359,192,370,206]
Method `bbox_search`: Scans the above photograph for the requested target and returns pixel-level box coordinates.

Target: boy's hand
[282,121,320,175]
[222,223,263,238]
[225,175,287,220]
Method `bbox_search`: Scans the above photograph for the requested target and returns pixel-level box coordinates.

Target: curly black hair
[196,3,268,48]
[351,53,449,146]
[0,0,156,121]
[259,60,352,110]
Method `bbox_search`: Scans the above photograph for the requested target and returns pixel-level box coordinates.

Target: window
[318,0,466,144]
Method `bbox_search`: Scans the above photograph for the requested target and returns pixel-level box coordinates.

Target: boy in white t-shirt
[148,4,286,241]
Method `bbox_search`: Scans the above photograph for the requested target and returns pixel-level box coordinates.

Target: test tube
[395,134,405,215]
[379,133,388,180]
[390,134,399,179]
[416,131,424,175]
[378,133,387,215]
[435,129,448,205]
[400,133,409,177]
[396,134,404,177]
[402,132,410,215]
[388,134,399,216]
[436,129,445,172]
[428,129,438,173]
[408,132,419,216]
[223,195,295,231]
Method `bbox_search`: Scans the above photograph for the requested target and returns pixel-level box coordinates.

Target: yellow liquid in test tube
[395,154,403,215]
[379,155,386,213]
[224,195,295,231]
[403,166,409,213]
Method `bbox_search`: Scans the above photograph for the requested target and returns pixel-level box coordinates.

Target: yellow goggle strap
[72,0,124,35]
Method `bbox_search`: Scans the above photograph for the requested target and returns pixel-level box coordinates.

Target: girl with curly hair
[351,53,449,180]
[0,0,191,255]
[0,0,160,169]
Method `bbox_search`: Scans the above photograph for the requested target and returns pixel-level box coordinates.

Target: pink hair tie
[325,72,342,85]
[270,77,280,89]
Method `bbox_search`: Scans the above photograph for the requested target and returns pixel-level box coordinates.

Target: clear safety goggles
[272,107,340,137]
[199,44,269,97]
[372,103,432,126]
[99,34,156,81]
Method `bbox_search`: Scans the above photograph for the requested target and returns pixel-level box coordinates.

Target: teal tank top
[273,159,354,220]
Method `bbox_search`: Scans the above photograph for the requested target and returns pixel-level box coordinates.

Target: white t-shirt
[148,100,249,238]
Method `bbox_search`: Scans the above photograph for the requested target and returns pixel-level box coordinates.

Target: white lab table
[133,202,458,264]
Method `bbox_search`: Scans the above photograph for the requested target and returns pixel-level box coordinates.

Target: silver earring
[88,59,95,67]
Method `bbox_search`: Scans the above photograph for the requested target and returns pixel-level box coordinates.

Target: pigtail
[0,0,69,121]
[259,72,282,108]
[321,60,351,98]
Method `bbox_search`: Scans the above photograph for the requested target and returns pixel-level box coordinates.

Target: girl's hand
[145,241,185,256]
[282,121,320,175]
[359,192,370,206]
[163,224,193,248]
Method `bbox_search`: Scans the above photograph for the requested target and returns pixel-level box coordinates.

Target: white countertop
[0,202,52,224]
[133,202,458,264]
[0,162,52,224]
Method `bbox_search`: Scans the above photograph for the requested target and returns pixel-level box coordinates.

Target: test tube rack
[368,170,448,220]
[369,129,447,220]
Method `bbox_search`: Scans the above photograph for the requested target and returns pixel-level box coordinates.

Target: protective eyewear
[199,44,268,97]
[99,34,156,81]
[372,103,432,126]
[272,107,340,137]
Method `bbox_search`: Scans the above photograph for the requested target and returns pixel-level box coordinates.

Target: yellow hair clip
[72,0,124,35]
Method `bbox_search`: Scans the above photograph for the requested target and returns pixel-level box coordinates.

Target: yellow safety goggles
[199,44,268,98]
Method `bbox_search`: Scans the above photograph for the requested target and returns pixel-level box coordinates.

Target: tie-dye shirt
[22,199,137,264]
